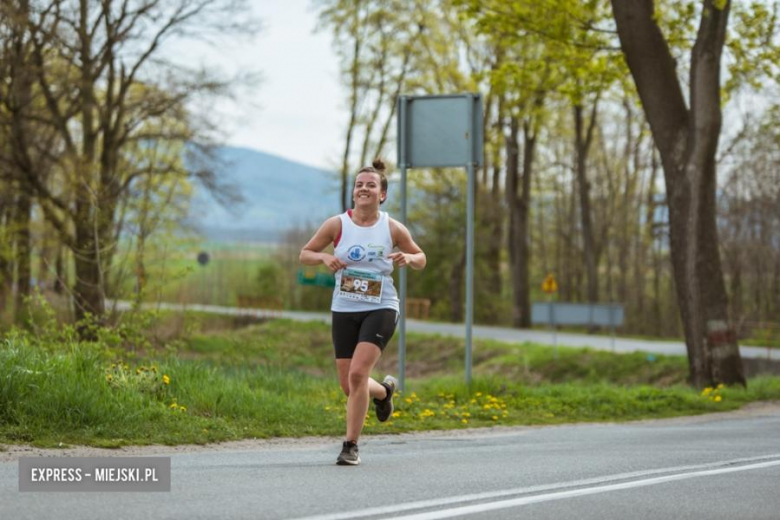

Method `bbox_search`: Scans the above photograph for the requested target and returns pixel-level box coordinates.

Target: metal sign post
[396,93,483,389]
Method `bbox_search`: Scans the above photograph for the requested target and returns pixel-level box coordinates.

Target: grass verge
[1,318,779,448]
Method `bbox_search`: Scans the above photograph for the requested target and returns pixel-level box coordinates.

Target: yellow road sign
[542,274,558,294]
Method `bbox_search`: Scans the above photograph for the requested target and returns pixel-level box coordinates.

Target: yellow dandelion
[492,416,498,421]
[392,411,401,418]
[105,374,113,382]
[462,412,471,417]
[405,398,413,404]
[169,403,178,409]
[163,375,170,385]
[702,387,712,396]
[461,419,469,424]
[716,383,724,390]
[476,392,483,397]
[714,395,722,402]
[179,406,187,412]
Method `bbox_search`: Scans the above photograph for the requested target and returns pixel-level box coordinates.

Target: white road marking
[292,454,780,520]
[392,459,780,520]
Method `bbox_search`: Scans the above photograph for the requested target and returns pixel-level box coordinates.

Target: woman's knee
[348,368,369,389]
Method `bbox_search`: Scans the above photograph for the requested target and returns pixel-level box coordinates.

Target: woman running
[300,158,426,465]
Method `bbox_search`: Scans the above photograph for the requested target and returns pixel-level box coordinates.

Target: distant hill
[187,147,341,242]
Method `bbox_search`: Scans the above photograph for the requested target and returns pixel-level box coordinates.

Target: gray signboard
[531,303,625,327]
[396,93,483,389]
[397,94,483,168]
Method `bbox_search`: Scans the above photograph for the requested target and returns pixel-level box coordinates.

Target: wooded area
[316,0,780,386]
[1,0,779,387]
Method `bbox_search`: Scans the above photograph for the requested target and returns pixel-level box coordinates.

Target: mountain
[187,147,341,242]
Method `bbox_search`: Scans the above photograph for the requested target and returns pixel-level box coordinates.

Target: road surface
[2,404,779,519]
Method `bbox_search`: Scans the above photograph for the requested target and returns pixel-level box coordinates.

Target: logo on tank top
[347,245,367,261]
[367,243,385,262]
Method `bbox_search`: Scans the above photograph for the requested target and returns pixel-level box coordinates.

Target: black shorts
[332,309,399,359]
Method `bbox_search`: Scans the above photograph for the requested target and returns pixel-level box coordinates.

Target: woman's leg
[345,342,383,442]
[336,359,387,399]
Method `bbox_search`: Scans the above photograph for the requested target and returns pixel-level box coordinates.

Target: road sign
[397,94,483,168]
[542,274,558,294]
[396,93,483,390]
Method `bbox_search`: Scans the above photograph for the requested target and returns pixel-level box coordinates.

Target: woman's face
[353,171,385,207]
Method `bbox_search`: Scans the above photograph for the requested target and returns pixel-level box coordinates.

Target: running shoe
[374,375,398,422]
[336,440,360,466]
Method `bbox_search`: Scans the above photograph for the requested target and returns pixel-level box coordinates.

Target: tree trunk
[574,102,599,304]
[611,0,745,387]
[449,248,466,322]
[13,190,32,322]
[53,245,65,295]
[0,203,12,317]
[517,120,535,327]
[505,116,534,327]
[485,95,504,307]
[340,11,363,213]
[72,191,105,328]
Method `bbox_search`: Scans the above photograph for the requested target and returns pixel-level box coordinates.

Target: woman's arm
[389,219,426,270]
[300,217,348,272]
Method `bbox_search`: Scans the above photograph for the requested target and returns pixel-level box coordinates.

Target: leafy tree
[3,0,256,334]
[610,0,747,387]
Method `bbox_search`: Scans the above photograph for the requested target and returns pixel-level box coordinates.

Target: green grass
[1,318,778,448]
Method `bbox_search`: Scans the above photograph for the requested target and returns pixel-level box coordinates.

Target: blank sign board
[397,94,483,168]
[531,303,625,327]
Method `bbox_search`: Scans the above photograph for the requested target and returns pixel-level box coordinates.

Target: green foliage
[724,2,780,96]
[254,261,286,302]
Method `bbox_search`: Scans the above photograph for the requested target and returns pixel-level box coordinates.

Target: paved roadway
[113,301,780,361]
[2,404,779,519]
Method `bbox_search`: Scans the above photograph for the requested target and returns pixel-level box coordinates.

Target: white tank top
[331,211,399,312]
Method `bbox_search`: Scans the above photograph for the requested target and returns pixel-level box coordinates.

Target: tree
[610,0,745,387]
[7,0,255,331]
[317,0,426,211]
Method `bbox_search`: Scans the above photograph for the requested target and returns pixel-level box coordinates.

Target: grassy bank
[1,318,779,448]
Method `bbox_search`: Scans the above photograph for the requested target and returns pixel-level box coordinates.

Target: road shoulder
[2,401,779,463]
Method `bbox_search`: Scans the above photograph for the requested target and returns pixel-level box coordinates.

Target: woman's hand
[322,253,348,272]
[388,252,410,267]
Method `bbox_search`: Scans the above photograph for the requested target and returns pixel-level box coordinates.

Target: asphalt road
[3,404,780,519]
[113,301,780,361]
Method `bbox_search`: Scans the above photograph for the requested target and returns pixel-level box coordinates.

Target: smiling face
[353,171,386,207]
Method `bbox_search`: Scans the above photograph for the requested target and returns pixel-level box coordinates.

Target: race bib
[338,269,384,303]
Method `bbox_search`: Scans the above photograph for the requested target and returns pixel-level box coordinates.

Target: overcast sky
[176,0,344,170]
